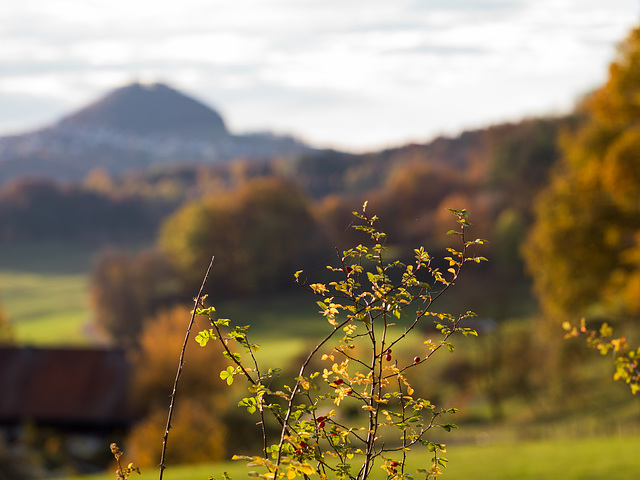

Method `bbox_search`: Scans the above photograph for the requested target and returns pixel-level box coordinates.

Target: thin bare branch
[158,255,215,480]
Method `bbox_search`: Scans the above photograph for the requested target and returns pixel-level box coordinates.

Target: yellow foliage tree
[525,23,640,324]
[160,177,324,296]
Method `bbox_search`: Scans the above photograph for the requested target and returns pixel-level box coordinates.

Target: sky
[1,1,639,152]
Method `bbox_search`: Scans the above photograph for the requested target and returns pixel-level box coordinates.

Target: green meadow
[59,436,640,480]
[0,241,351,350]
[0,243,329,347]
[0,243,97,345]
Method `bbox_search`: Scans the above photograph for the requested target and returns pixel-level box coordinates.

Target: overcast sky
[1,1,639,151]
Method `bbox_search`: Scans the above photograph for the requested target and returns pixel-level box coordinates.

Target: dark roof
[0,346,133,427]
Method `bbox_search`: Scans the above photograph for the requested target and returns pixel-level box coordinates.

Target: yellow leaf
[300,464,315,475]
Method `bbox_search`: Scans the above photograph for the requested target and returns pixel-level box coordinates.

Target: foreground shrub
[174,204,486,480]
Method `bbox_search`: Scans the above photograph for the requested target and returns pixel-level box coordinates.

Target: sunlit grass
[0,271,92,345]
[444,436,640,479]
[13,310,91,345]
[0,242,97,345]
[0,242,149,346]
[58,435,640,480]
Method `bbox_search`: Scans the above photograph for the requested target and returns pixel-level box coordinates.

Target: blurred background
[1,1,640,479]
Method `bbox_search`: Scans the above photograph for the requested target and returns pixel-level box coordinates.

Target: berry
[318,421,326,429]
[316,416,326,423]
[414,356,421,363]
[385,354,392,361]
[334,378,344,385]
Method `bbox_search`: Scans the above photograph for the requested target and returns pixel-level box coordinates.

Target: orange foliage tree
[126,305,228,467]
[0,302,14,344]
[524,23,640,325]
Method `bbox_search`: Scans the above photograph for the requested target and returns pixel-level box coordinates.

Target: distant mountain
[58,82,230,139]
[0,82,312,184]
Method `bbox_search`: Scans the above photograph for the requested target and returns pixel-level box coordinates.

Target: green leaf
[195,306,216,316]
[239,397,258,413]
[195,330,210,347]
[220,366,236,385]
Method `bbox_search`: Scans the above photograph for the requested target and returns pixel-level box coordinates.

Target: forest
[1,21,640,480]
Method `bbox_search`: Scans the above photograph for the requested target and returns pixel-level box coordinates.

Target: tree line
[86,112,569,348]
[0,177,166,243]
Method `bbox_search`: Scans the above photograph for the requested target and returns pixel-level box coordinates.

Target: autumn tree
[90,249,181,347]
[160,177,327,296]
[0,301,14,344]
[372,162,463,245]
[126,305,228,467]
[524,23,640,325]
[84,166,115,194]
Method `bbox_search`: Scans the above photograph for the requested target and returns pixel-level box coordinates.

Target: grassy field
[0,243,99,345]
[0,242,335,347]
[0,270,91,345]
[58,435,640,480]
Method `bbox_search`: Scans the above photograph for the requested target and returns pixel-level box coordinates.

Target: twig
[159,255,215,480]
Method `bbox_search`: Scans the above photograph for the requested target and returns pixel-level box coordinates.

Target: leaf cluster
[564,319,640,395]
[110,443,141,480]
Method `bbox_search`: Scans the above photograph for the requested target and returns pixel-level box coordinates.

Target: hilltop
[58,82,230,139]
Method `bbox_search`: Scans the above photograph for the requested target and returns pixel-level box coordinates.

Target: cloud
[408,0,524,11]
